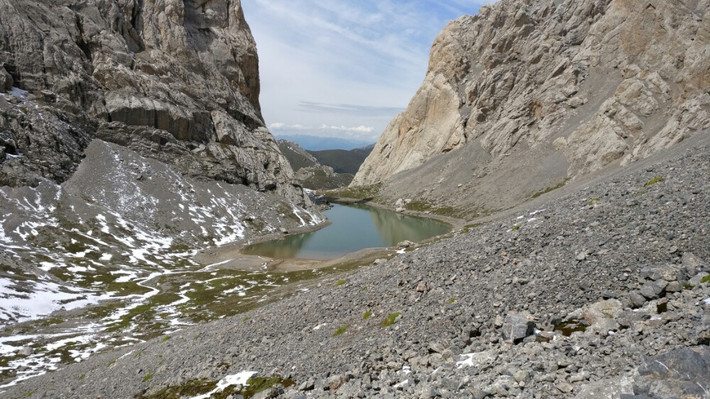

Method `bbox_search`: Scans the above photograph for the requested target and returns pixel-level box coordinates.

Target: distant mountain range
[277,140,373,189]
[274,135,375,151]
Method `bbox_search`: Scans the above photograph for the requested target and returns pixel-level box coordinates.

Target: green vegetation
[448,297,456,304]
[405,201,462,218]
[531,181,566,199]
[701,275,710,284]
[161,336,171,342]
[142,373,154,383]
[512,224,521,231]
[243,376,296,398]
[336,279,347,286]
[644,177,665,186]
[326,183,382,201]
[589,197,601,206]
[138,379,217,399]
[333,325,349,336]
[107,359,117,367]
[381,312,401,327]
[363,310,372,320]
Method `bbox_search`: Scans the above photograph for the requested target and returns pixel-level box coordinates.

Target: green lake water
[242,203,451,259]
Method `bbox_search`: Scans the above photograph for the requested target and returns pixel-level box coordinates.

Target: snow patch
[190,371,258,399]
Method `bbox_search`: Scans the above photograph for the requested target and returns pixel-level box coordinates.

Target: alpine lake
[242,203,452,259]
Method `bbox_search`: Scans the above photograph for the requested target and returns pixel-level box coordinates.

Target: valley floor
[2,134,709,398]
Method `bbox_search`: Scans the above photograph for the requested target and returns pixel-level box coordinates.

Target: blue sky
[242,0,490,143]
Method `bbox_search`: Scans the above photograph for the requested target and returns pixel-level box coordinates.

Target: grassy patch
[362,311,372,320]
[589,197,601,206]
[333,325,349,336]
[644,177,665,186]
[531,181,566,199]
[701,275,710,284]
[161,336,171,342]
[326,183,382,201]
[336,279,347,286]
[512,224,521,231]
[142,373,154,383]
[448,297,456,304]
[381,312,401,327]
[138,379,217,399]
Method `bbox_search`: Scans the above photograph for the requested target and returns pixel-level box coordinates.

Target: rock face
[352,0,709,215]
[0,0,307,205]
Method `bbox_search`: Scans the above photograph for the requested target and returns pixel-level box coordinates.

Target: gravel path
[3,134,709,398]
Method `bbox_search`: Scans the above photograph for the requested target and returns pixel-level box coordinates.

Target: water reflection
[242,204,450,260]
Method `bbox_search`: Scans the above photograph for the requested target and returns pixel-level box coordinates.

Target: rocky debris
[3,108,708,399]
[0,0,309,207]
[352,0,709,216]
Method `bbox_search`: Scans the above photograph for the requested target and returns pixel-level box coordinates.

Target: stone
[327,374,345,391]
[628,292,647,308]
[640,264,683,282]
[574,377,635,399]
[501,312,536,344]
[416,282,428,292]
[682,252,705,275]
[640,281,667,300]
[689,272,709,286]
[630,346,710,398]
[0,67,12,91]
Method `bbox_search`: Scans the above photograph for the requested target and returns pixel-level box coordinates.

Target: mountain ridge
[352,0,708,217]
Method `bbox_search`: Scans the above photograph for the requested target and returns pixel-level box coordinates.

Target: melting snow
[0,279,106,324]
[190,371,258,399]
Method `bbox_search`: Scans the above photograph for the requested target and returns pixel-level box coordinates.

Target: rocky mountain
[278,140,372,190]
[0,0,308,206]
[352,0,709,217]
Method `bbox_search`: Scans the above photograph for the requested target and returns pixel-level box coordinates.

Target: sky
[241,0,490,144]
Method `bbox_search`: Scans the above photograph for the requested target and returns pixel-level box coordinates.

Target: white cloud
[242,0,490,140]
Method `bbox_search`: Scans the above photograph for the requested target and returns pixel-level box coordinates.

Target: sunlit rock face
[0,0,309,207]
[353,0,709,214]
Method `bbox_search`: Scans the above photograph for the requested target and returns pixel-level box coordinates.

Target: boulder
[628,346,710,398]
[501,312,536,344]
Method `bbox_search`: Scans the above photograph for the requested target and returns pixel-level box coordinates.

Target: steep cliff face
[0,0,306,205]
[352,0,709,215]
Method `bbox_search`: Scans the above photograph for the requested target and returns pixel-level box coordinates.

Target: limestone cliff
[352,0,709,215]
[0,0,307,205]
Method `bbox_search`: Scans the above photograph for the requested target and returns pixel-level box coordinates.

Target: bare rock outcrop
[0,0,308,205]
[352,0,709,215]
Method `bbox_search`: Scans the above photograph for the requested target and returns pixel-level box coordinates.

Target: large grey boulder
[501,312,536,344]
[626,346,710,399]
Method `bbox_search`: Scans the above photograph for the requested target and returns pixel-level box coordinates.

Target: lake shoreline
[194,200,460,273]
